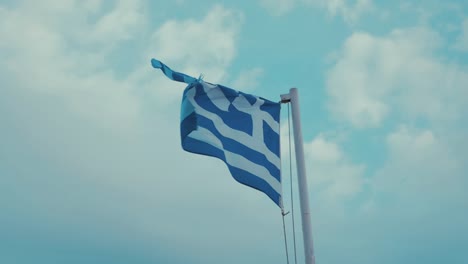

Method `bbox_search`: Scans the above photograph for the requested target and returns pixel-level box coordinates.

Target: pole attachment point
[280,93,291,103]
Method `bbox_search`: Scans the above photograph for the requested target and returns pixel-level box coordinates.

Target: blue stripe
[260,101,281,123]
[151,59,197,84]
[180,111,197,141]
[227,166,280,205]
[181,82,197,105]
[196,114,281,181]
[216,84,241,103]
[182,136,226,161]
[263,120,280,156]
[238,91,257,105]
[182,136,280,206]
[194,85,253,136]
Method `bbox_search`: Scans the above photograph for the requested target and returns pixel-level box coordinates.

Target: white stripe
[188,128,282,195]
[186,88,281,168]
[232,95,280,144]
[202,82,230,112]
[232,95,279,132]
[203,81,280,133]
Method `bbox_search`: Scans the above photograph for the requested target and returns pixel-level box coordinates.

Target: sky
[1,0,468,263]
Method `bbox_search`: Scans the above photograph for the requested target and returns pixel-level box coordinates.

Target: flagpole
[281,88,315,264]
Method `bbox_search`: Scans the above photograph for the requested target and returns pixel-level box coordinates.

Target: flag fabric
[151,59,282,207]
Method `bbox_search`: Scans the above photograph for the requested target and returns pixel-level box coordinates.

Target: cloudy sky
[1,0,468,263]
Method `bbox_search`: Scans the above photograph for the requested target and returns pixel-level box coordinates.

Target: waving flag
[151,59,282,207]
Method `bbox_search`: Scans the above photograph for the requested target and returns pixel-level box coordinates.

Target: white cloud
[326,27,468,128]
[88,0,146,43]
[149,5,243,82]
[82,0,103,13]
[0,2,144,131]
[305,135,365,201]
[278,112,365,206]
[303,126,468,263]
[132,5,246,110]
[399,1,466,29]
[11,0,145,50]
[1,2,287,263]
[306,135,342,162]
[259,0,296,16]
[1,2,247,128]
[259,0,373,22]
[316,21,468,262]
[304,0,374,24]
[373,125,462,190]
[454,18,468,52]
[369,125,466,219]
[0,0,248,189]
[229,67,264,91]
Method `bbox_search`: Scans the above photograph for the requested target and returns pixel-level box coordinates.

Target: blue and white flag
[151,59,282,207]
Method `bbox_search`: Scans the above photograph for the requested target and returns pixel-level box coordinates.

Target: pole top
[280,93,291,103]
[280,88,298,103]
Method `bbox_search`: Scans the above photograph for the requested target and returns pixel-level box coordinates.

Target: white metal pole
[282,88,315,264]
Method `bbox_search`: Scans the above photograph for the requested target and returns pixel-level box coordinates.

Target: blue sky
[1,0,468,263]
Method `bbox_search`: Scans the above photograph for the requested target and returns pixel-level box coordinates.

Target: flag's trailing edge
[151,59,282,207]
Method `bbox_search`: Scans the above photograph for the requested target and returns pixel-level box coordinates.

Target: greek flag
[151,59,282,207]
